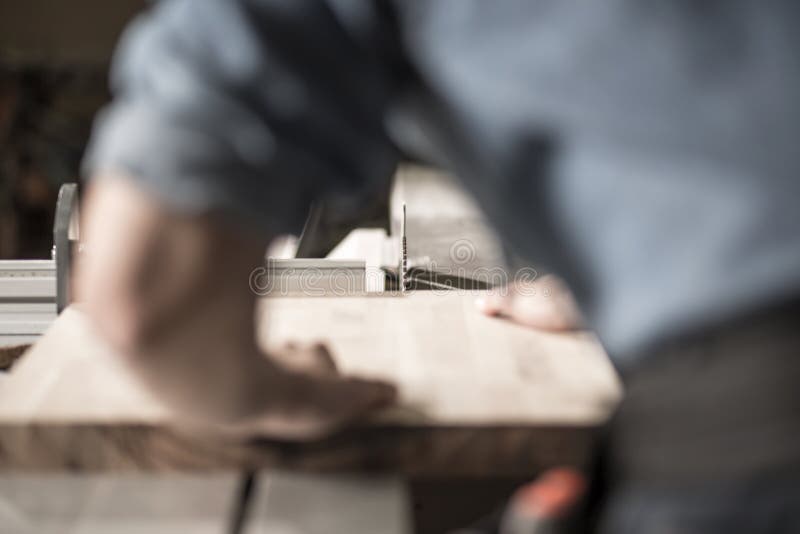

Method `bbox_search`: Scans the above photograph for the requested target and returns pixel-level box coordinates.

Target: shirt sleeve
[83,0,402,235]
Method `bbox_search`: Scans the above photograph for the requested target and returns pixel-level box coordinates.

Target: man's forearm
[77,174,395,439]
[78,175,287,425]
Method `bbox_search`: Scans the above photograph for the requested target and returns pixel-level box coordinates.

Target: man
[79,1,800,532]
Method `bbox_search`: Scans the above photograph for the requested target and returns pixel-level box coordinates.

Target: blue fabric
[84,0,800,365]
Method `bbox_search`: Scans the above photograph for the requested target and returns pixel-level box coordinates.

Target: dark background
[0,1,145,259]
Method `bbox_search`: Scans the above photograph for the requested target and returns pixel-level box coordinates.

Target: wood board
[0,293,621,475]
[391,166,507,277]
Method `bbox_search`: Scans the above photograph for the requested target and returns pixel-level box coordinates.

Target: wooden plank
[0,294,620,474]
[391,166,507,279]
[260,295,619,425]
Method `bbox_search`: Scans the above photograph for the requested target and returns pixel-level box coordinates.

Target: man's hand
[219,368,397,440]
[271,342,339,376]
[476,276,583,331]
[77,174,395,440]
[231,343,397,440]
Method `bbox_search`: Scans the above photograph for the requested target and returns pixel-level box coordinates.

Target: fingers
[309,375,397,439]
[340,376,398,410]
[219,374,398,441]
[476,276,583,331]
[271,342,339,376]
[309,344,338,374]
[475,292,509,317]
[313,374,398,421]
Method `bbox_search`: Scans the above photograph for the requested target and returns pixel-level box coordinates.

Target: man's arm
[78,174,394,439]
[77,1,402,438]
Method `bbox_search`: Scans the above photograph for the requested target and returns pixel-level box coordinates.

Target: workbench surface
[0,293,620,475]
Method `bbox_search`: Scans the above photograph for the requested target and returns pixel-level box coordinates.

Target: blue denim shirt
[85,0,800,366]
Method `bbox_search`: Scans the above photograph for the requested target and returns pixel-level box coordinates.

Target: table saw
[0,166,622,534]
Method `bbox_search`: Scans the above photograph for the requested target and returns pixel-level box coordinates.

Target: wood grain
[0,294,620,474]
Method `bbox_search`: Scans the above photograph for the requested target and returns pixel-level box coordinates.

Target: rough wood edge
[0,423,598,476]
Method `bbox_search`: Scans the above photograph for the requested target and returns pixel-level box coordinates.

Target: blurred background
[0,1,144,259]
